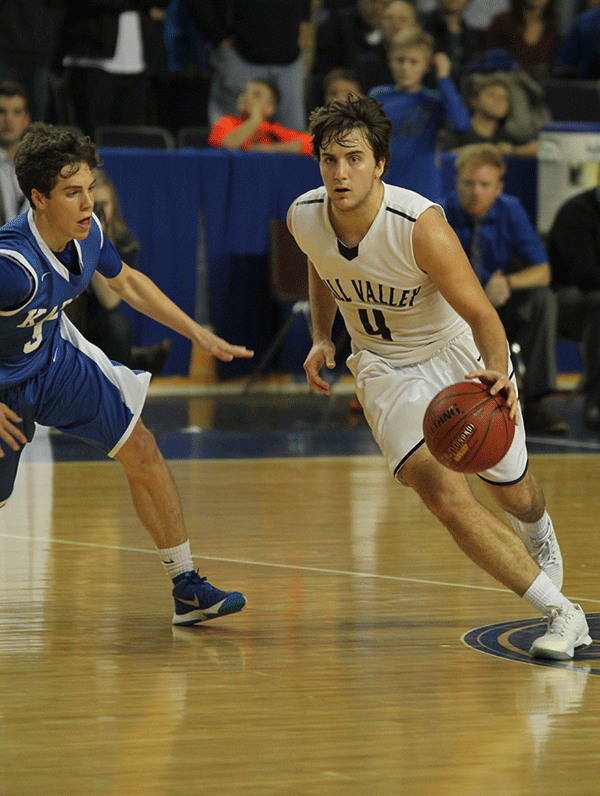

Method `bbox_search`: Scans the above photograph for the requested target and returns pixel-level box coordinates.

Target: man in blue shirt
[442,143,568,434]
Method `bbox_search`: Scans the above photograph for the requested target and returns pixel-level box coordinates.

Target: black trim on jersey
[386,206,417,223]
[393,438,426,479]
[297,198,325,205]
[337,239,359,260]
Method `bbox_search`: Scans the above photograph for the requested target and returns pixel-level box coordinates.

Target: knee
[492,473,543,519]
[417,481,467,527]
[117,422,164,482]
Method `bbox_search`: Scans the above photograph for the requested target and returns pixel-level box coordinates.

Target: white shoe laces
[545,605,571,636]
[533,534,556,567]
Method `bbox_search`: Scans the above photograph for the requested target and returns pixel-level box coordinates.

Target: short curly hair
[309,94,392,174]
[14,122,101,203]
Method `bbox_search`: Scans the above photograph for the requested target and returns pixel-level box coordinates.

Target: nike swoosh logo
[162,559,174,564]
[176,595,201,608]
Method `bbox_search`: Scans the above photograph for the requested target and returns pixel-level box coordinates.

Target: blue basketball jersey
[0,210,122,387]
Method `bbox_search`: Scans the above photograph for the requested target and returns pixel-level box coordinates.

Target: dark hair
[248,77,281,108]
[509,0,556,25]
[0,79,29,109]
[309,95,392,174]
[323,67,362,93]
[14,122,101,202]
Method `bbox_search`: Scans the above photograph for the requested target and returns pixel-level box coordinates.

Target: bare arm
[249,140,303,154]
[107,262,253,362]
[286,202,338,394]
[412,207,518,418]
[302,258,339,395]
[507,262,550,290]
[486,262,550,308]
[89,271,121,311]
[221,106,263,150]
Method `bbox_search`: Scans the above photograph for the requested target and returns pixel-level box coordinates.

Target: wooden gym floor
[0,380,599,796]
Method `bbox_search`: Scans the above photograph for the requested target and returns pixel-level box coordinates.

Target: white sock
[505,509,551,544]
[523,571,573,615]
[157,540,193,581]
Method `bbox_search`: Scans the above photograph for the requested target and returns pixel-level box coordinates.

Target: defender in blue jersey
[289,95,590,659]
[0,123,253,625]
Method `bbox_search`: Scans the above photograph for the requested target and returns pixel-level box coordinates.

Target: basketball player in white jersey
[0,123,252,626]
[287,95,590,660]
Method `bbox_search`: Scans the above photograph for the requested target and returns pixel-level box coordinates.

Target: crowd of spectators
[3,0,600,430]
[0,1,597,150]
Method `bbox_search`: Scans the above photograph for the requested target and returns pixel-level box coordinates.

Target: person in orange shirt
[208,78,312,155]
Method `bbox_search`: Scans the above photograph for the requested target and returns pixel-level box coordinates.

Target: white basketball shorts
[346,329,528,486]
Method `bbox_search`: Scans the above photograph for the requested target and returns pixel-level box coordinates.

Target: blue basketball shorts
[0,319,150,504]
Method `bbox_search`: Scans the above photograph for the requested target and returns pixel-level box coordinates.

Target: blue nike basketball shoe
[171,570,247,625]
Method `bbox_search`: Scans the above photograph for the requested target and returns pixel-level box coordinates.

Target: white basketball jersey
[290,182,469,365]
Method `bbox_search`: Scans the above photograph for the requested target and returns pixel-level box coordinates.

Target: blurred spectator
[0,81,30,224]
[66,169,171,376]
[439,72,538,155]
[152,0,211,132]
[554,6,600,78]
[208,78,313,154]
[352,0,419,94]
[185,0,311,130]
[442,143,567,433]
[0,0,64,122]
[310,0,389,107]
[323,68,364,102]
[416,0,509,30]
[56,1,169,138]
[370,28,470,201]
[485,0,560,80]
[463,49,550,147]
[163,0,203,74]
[546,184,600,429]
[421,0,484,85]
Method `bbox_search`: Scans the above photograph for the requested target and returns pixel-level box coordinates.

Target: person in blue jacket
[369,27,470,202]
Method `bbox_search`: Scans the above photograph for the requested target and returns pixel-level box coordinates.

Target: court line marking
[1,530,599,604]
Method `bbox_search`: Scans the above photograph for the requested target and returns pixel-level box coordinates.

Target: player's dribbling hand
[304,340,336,395]
[0,403,27,456]
[465,369,519,422]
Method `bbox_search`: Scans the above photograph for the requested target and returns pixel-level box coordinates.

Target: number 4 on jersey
[358,308,392,340]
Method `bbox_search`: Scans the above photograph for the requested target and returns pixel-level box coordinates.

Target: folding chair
[245,218,311,391]
[94,125,176,149]
[177,126,210,148]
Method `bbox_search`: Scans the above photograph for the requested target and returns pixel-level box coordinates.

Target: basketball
[423,381,515,473]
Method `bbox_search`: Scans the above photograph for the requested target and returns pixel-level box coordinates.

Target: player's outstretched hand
[195,327,254,362]
[465,369,519,422]
[0,403,27,456]
[304,339,336,395]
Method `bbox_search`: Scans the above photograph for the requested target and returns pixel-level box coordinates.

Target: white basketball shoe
[530,604,592,660]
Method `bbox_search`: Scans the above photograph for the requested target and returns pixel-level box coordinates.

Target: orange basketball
[423,381,515,473]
